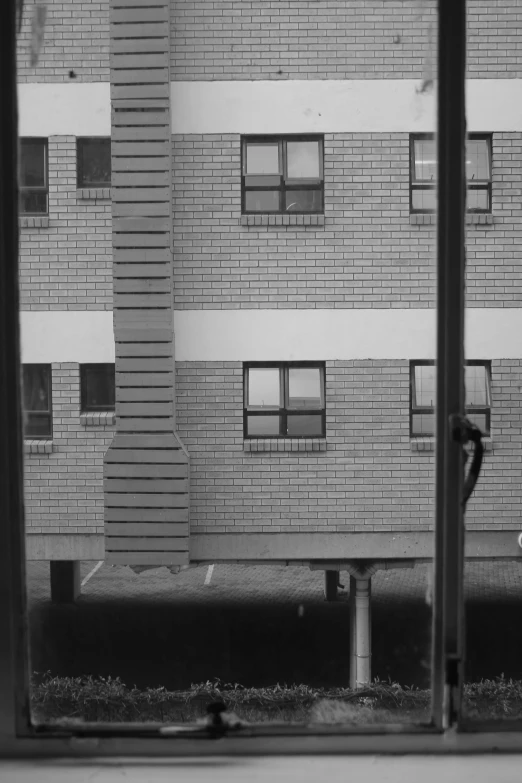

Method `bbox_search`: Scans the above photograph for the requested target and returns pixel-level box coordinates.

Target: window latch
[449,414,484,509]
[160,701,245,739]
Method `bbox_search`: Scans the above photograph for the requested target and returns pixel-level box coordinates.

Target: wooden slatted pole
[103,0,190,567]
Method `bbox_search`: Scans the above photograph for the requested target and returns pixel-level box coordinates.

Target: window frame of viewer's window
[80,363,116,413]
[243,362,326,439]
[410,132,492,214]
[241,135,324,215]
[76,137,112,188]
[19,137,48,215]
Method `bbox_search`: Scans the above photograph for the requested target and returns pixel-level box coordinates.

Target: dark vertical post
[432,0,467,728]
[324,570,338,601]
[0,0,31,738]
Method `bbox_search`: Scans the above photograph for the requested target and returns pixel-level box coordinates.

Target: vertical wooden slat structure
[104,0,190,566]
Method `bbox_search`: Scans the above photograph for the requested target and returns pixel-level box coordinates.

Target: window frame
[241,135,324,215]
[19,137,48,215]
[410,360,491,437]
[22,364,52,440]
[243,362,326,439]
[76,137,112,188]
[410,132,492,214]
[80,363,116,413]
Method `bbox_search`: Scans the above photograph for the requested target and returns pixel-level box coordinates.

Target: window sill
[80,412,116,427]
[410,213,494,226]
[241,214,325,228]
[19,216,49,228]
[77,188,111,201]
[24,440,53,454]
[410,436,493,452]
[244,438,327,453]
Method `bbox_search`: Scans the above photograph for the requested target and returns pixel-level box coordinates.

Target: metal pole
[432,0,467,729]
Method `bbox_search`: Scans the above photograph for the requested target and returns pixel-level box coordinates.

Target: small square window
[242,136,324,214]
[22,365,52,439]
[80,364,115,412]
[244,363,326,438]
[19,139,48,215]
[410,134,492,213]
[77,138,111,188]
[410,361,491,437]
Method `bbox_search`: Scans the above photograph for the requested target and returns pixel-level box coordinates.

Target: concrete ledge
[410,213,494,226]
[19,215,49,228]
[241,213,325,227]
[77,187,111,200]
[244,438,327,453]
[80,411,115,427]
[411,437,493,452]
[24,439,53,454]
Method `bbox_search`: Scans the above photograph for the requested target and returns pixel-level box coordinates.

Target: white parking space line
[204,564,215,586]
[81,560,103,587]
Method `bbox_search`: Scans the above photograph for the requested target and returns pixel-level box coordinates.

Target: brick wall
[170,0,521,82]
[19,136,112,311]
[175,360,522,535]
[16,0,110,82]
[24,364,112,535]
[172,132,522,310]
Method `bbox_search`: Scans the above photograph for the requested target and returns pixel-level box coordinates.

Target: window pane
[465,365,489,406]
[414,365,436,408]
[413,139,436,181]
[245,143,280,175]
[466,139,490,181]
[20,141,45,186]
[23,366,50,412]
[25,413,51,439]
[247,368,281,407]
[246,415,281,436]
[412,188,436,211]
[411,413,435,437]
[288,368,323,409]
[286,414,323,436]
[284,190,323,213]
[19,191,47,214]
[286,141,321,179]
[83,366,115,410]
[245,190,280,212]
[78,138,111,186]
[467,188,489,211]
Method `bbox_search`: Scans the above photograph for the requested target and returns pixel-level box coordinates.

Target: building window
[410,361,491,437]
[410,134,492,213]
[244,363,326,438]
[241,136,324,214]
[80,364,115,412]
[22,365,52,439]
[77,138,111,188]
[19,138,48,214]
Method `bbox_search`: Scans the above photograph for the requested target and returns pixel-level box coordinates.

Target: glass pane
[246,415,281,436]
[78,138,111,186]
[247,368,281,407]
[245,143,280,175]
[413,139,436,181]
[465,365,488,407]
[19,190,47,214]
[20,141,45,186]
[83,366,115,410]
[411,413,435,437]
[465,412,487,434]
[286,414,323,437]
[286,141,321,179]
[284,190,323,213]
[412,188,436,211]
[288,368,322,408]
[25,413,51,439]
[245,190,280,212]
[467,188,489,211]
[23,366,50,411]
[414,365,436,408]
[466,139,490,181]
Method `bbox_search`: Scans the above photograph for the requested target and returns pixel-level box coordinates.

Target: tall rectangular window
[410,360,491,437]
[244,363,326,438]
[242,136,324,214]
[22,365,52,439]
[80,364,115,412]
[410,134,492,213]
[19,138,48,214]
[77,138,111,188]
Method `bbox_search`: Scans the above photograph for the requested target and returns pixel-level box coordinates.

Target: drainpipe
[346,563,379,689]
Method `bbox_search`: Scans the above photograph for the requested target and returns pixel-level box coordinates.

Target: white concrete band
[18,83,111,137]
[20,311,115,363]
